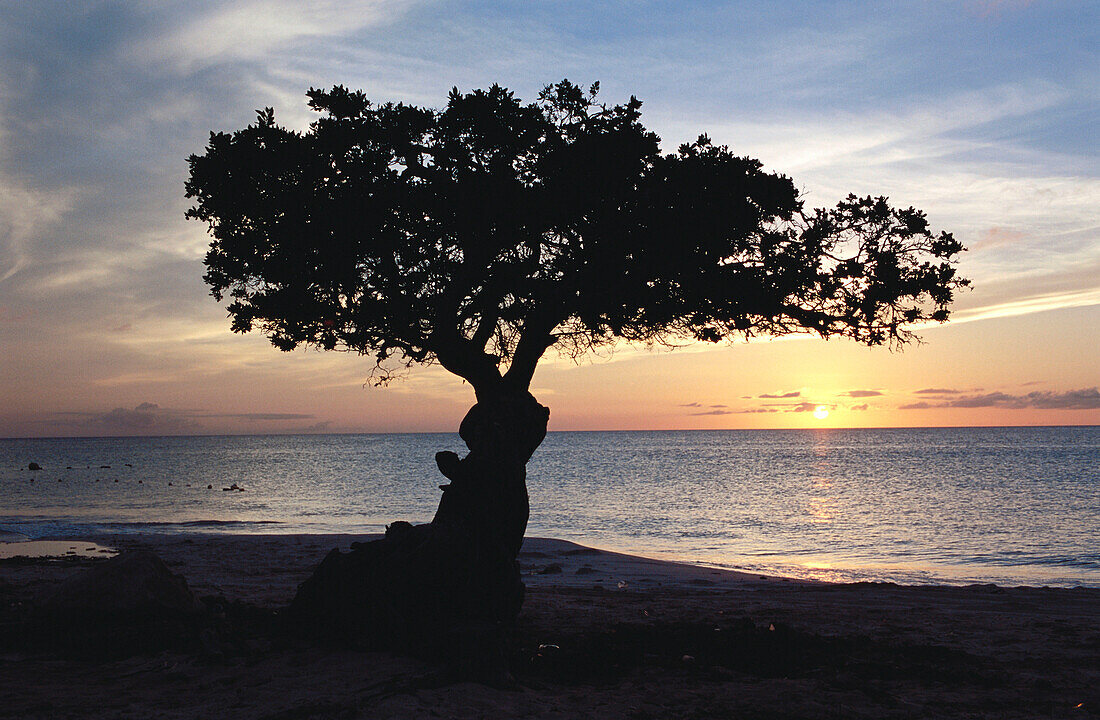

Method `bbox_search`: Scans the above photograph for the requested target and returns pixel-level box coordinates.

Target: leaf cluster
[186,81,967,394]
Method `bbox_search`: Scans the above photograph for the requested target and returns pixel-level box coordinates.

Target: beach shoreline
[1,532,1098,718]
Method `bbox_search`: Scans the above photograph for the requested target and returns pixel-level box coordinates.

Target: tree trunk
[289,390,549,654]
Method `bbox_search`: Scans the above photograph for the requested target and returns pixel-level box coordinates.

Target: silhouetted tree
[186,81,967,647]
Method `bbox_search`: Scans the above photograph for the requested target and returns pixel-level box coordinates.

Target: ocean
[1,427,1097,587]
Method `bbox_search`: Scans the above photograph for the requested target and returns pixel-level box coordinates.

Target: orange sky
[1,302,1095,437]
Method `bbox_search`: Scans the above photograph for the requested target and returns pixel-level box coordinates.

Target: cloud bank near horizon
[38,402,330,436]
[900,388,1100,411]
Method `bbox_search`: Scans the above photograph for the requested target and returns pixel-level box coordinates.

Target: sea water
[1,427,1097,587]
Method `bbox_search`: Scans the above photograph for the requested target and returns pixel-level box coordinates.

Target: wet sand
[1,533,1097,719]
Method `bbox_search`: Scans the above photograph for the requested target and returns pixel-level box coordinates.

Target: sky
[0,0,1097,437]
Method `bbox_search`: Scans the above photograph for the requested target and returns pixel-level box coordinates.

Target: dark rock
[290,521,523,651]
[383,520,415,542]
[575,565,597,575]
[27,462,41,471]
[539,563,563,575]
[40,550,202,616]
[435,450,461,481]
[198,627,224,657]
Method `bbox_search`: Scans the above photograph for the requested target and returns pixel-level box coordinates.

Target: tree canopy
[186,81,968,398]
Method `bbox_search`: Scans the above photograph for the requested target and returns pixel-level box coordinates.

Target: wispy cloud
[128,1,409,71]
[679,77,1100,324]
[0,177,77,283]
[949,287,1100,326]
[759,391,801,399]
[971,226,1026,252]
[840,390,883,398]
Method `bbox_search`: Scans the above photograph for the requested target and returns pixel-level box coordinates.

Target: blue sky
[0,0,1096,436]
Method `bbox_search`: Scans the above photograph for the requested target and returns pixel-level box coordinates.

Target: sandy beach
[1,533,1097,719]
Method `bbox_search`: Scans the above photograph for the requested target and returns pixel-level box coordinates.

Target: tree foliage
[186,81,967,397]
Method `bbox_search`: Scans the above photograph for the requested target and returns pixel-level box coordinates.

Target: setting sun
[813,405,830,420]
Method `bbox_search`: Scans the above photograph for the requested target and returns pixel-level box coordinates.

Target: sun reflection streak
[807,496,838,523]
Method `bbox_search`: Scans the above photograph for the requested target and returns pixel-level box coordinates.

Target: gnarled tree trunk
[289,390,549,653]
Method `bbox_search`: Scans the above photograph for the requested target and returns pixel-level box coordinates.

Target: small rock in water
[100,465,110,469]
[207,484,213,489]
[27,462,41,471]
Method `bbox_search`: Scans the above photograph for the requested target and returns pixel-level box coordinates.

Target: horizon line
[2,423,1098,442]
